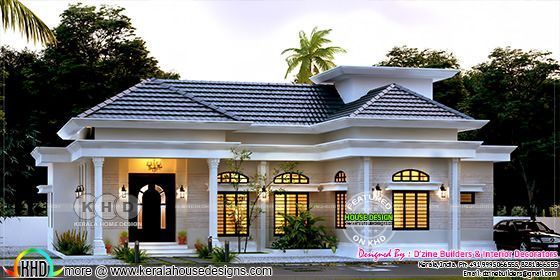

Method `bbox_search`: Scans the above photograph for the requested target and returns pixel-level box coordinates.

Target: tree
[462,47,560,218]
[378,46,467,109]
[1,3,178,215]
[1,0,56,45]
[282,27,345,84]
[226,149,299,253]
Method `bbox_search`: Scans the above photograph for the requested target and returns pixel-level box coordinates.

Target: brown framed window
[335,191,346,228]
[217,172,249,184]
[334,171,347,183]
[392,191,429,230]
[460,192,475,204]
[273,172,309,184]
[274,192,309,235]
[392,169,429,182]
[217,192,249,236]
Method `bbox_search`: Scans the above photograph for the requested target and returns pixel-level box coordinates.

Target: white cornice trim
[57,117,489,140]
[310,66,459,83]
[57,118,253,140]
[463,145,517,162]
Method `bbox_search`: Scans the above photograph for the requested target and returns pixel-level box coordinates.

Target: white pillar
[207,158,221,246]
[257,161,268,251]
[92,157,106,256]
[450,158,461,250]
[363,157,371,239]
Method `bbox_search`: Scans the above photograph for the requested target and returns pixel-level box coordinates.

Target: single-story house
[31,66,516,257]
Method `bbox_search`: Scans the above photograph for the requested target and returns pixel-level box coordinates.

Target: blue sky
[2,0,559,82]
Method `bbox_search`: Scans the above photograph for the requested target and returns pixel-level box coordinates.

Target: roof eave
[238,118,489,134]
[57,118,253,140]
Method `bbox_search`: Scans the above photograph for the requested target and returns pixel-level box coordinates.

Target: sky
[1,0,559,82]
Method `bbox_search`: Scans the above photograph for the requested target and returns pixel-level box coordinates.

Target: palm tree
[1,0,55,45]
[282,27,345,84]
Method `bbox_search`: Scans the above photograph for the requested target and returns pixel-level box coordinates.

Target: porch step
[128,242,197,257]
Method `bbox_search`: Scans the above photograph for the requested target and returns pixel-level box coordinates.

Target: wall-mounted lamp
[146,159,163,172]
[120,185,127,199]
[75,185,84,198]
[179,185,186,199]
[373,184,382,197]
[439,184,448,199]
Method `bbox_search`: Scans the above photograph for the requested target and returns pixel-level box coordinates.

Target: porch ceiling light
[75,185,84,198]
[373,184,382,197]
[146,159,163,172]
[179,185,186,199]
[120,185,127,199]
[439,184,448,199]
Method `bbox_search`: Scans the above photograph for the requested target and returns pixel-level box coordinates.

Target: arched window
[273,172,309,184]
[392,169,430,182]
[217,172,249,184]
[334,171,347,183]
[137,185,166,229]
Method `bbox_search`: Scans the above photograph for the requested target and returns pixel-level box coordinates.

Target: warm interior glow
[274,192,308,234]
[217,193,248,236]
[393,191,428,230]
[335,192,346,228]
[392,169,430,182]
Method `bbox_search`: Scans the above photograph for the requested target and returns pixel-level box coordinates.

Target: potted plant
[104,239,112,254]
[119,231,128,246]
[178,231,187,245]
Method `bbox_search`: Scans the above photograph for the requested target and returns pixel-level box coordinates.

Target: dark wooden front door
[128,173,175,242]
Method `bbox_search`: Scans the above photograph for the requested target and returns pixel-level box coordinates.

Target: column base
[93,239,107,256]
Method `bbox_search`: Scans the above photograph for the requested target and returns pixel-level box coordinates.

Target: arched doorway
[128,174,175,242]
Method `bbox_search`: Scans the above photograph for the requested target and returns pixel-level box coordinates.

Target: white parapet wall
[0,217,48,247]
[494,216,560,233]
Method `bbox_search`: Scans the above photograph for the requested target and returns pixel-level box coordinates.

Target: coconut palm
[1,0,55,45]
[282,27,345,84]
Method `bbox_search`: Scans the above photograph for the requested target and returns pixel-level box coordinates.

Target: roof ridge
[153,78,333,88]
[78,78,155,118]
[390,84,473,120]
[349,84,396,117]
[155,80,242,121]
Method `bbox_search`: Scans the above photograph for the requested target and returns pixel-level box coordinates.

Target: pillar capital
[207,158,220,169]
[92,157,104,167]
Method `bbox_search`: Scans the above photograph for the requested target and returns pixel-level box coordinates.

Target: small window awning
[385,182,442,191]
[460,184,485,192]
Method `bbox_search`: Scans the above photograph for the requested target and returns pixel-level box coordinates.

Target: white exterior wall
[334,76,433,102]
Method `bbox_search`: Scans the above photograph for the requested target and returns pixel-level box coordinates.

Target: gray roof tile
[78,79,472,124]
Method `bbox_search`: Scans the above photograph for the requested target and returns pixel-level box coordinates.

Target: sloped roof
[78,79,472,125]
[328,84,472,120]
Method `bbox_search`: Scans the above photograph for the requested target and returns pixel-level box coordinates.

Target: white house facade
[31,66,516,258]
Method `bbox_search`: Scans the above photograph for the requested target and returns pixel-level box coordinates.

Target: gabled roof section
[78,79,238,121]
[328,84,473,120]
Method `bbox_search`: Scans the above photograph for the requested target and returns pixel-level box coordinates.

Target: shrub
[112,245,148,264]
[511,206,528,216]
[271,208,338,250]
[496,205,507,216]
[53,229,91,255]
[178,231,187,238]
[211,247,238,263]
[194,240,210,259]
[549,205,560,217]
